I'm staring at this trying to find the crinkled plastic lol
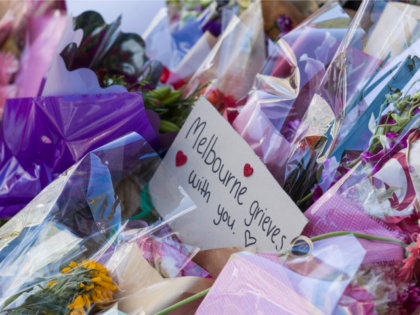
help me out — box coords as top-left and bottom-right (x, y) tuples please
(143, 7), (203, 73)
(301, 126), (420, 262)
(0, 132), (205, 311)
(14, 10), (67, 98)
(302, 165), (406, 265)
(312, 128), (420, 245)
(185, 0), (265, 111)
(284, 0), (420, 205)
(0, 92), (158, 218)
(196, 235), (365, 315)
(232, 2), (351, 187)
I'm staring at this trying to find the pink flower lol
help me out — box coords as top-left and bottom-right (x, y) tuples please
(0, 51), (19, 85)
(397, 234), (420, 282)
(386, 132), (399, 139)
(339, 284), (376, 315)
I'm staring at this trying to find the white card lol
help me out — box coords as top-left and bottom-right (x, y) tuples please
(65, 0), (166, 37)
(151, 97), (308, 251)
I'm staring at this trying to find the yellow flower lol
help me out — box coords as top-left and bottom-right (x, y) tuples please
(61, 267), (72, 274)
(83, 283), (95, 291)
(98, 273), (113, 284)
(92, 287), (105, 304)
(83, 294), (92, 310)
(48, 280), (58, 287)
(69, 261), (77, 268)
(78, 260), (87, 267)
(71, 309), (86, 315)
(91, 277), (102, 284)
(95, 263), (107, 273)
(87, 260), (96, 270)
(98, 281), (117, 291)
(68, 296), (85, 309)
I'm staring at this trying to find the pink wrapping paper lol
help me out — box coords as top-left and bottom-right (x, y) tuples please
(197, 235), (365, 315)
(15, 15), (67, 98)
(303, 193), (405, 265)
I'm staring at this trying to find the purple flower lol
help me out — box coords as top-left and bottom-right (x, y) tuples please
(386, 132), (399, 139)
(380, 115), (396, 125)
(312, 184), (323, 202)
(276, 14), (293, 34)
(361, 150), (385, 164)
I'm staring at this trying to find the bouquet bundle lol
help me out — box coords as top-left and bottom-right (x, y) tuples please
(3, 0), (420, 314)
(232, 1), (351, 184)
(0, 132), (214, 314)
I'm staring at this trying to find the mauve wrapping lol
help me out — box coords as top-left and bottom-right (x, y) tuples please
(0, 92), (158, 218)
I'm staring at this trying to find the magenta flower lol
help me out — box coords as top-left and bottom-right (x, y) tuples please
(311, 184), (323, 202)
(276, 14), (293, 34)
(386, 132), (399, 139)
(360, 150), (385, 164)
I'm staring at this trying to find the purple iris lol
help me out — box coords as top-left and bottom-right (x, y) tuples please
(276, 14), (293, 34)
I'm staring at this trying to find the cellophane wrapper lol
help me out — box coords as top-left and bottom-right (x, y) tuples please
(0, 92), (159, 219)
(185, 0), (265, 112)
(284, 0), (420, 205)
(0, 132), (212, 314)
(232, 2), (351, 186)
(302, 126), (420, 314)
(196, 235), (365, 315)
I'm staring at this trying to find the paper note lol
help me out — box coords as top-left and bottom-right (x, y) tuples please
(151, 97), (308, 252)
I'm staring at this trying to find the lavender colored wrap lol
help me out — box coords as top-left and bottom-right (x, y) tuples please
(0, 92), (158, 218)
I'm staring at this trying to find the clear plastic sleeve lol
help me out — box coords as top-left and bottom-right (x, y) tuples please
(196, 235), (365, 315)
(185, 0), (265, 113)
(232, 2), (351, 187)
(284, 1), (420, 206)
(0, 92), (158, 218)
(0, 132), (205, 313)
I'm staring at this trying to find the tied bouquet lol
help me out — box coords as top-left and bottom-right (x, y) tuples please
(1, 260), (117, 315)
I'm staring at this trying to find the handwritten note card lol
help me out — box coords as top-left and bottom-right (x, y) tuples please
(151, 97), (308, 251)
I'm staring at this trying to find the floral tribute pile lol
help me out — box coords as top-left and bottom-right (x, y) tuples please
(2, 0), (420, 314)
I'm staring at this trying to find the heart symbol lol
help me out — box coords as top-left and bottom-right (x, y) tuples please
(243, 163), (253, 177)
(244, 230), (257, 247)
(175, 150), (187, 167)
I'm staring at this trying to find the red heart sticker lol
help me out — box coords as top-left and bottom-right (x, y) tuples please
(244, 163), (253, 177)
(176, 150), (187, 167)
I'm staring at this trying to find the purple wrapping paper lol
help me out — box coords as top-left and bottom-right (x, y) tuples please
(0, 92), (159, 218)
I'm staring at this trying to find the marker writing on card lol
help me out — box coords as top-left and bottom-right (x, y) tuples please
(244, 200), (287, 249)
(186, 116), (248, 206)
(157, 98), (308, 252)
(213, 204), (235, 231)
(188, 170), (211, 203)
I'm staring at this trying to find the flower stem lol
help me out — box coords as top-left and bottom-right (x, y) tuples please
(345, 156), (361, 168)
(310, 231), (407, 248)
(154, 288), (210, 315)
(297, 192), (314, 206)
